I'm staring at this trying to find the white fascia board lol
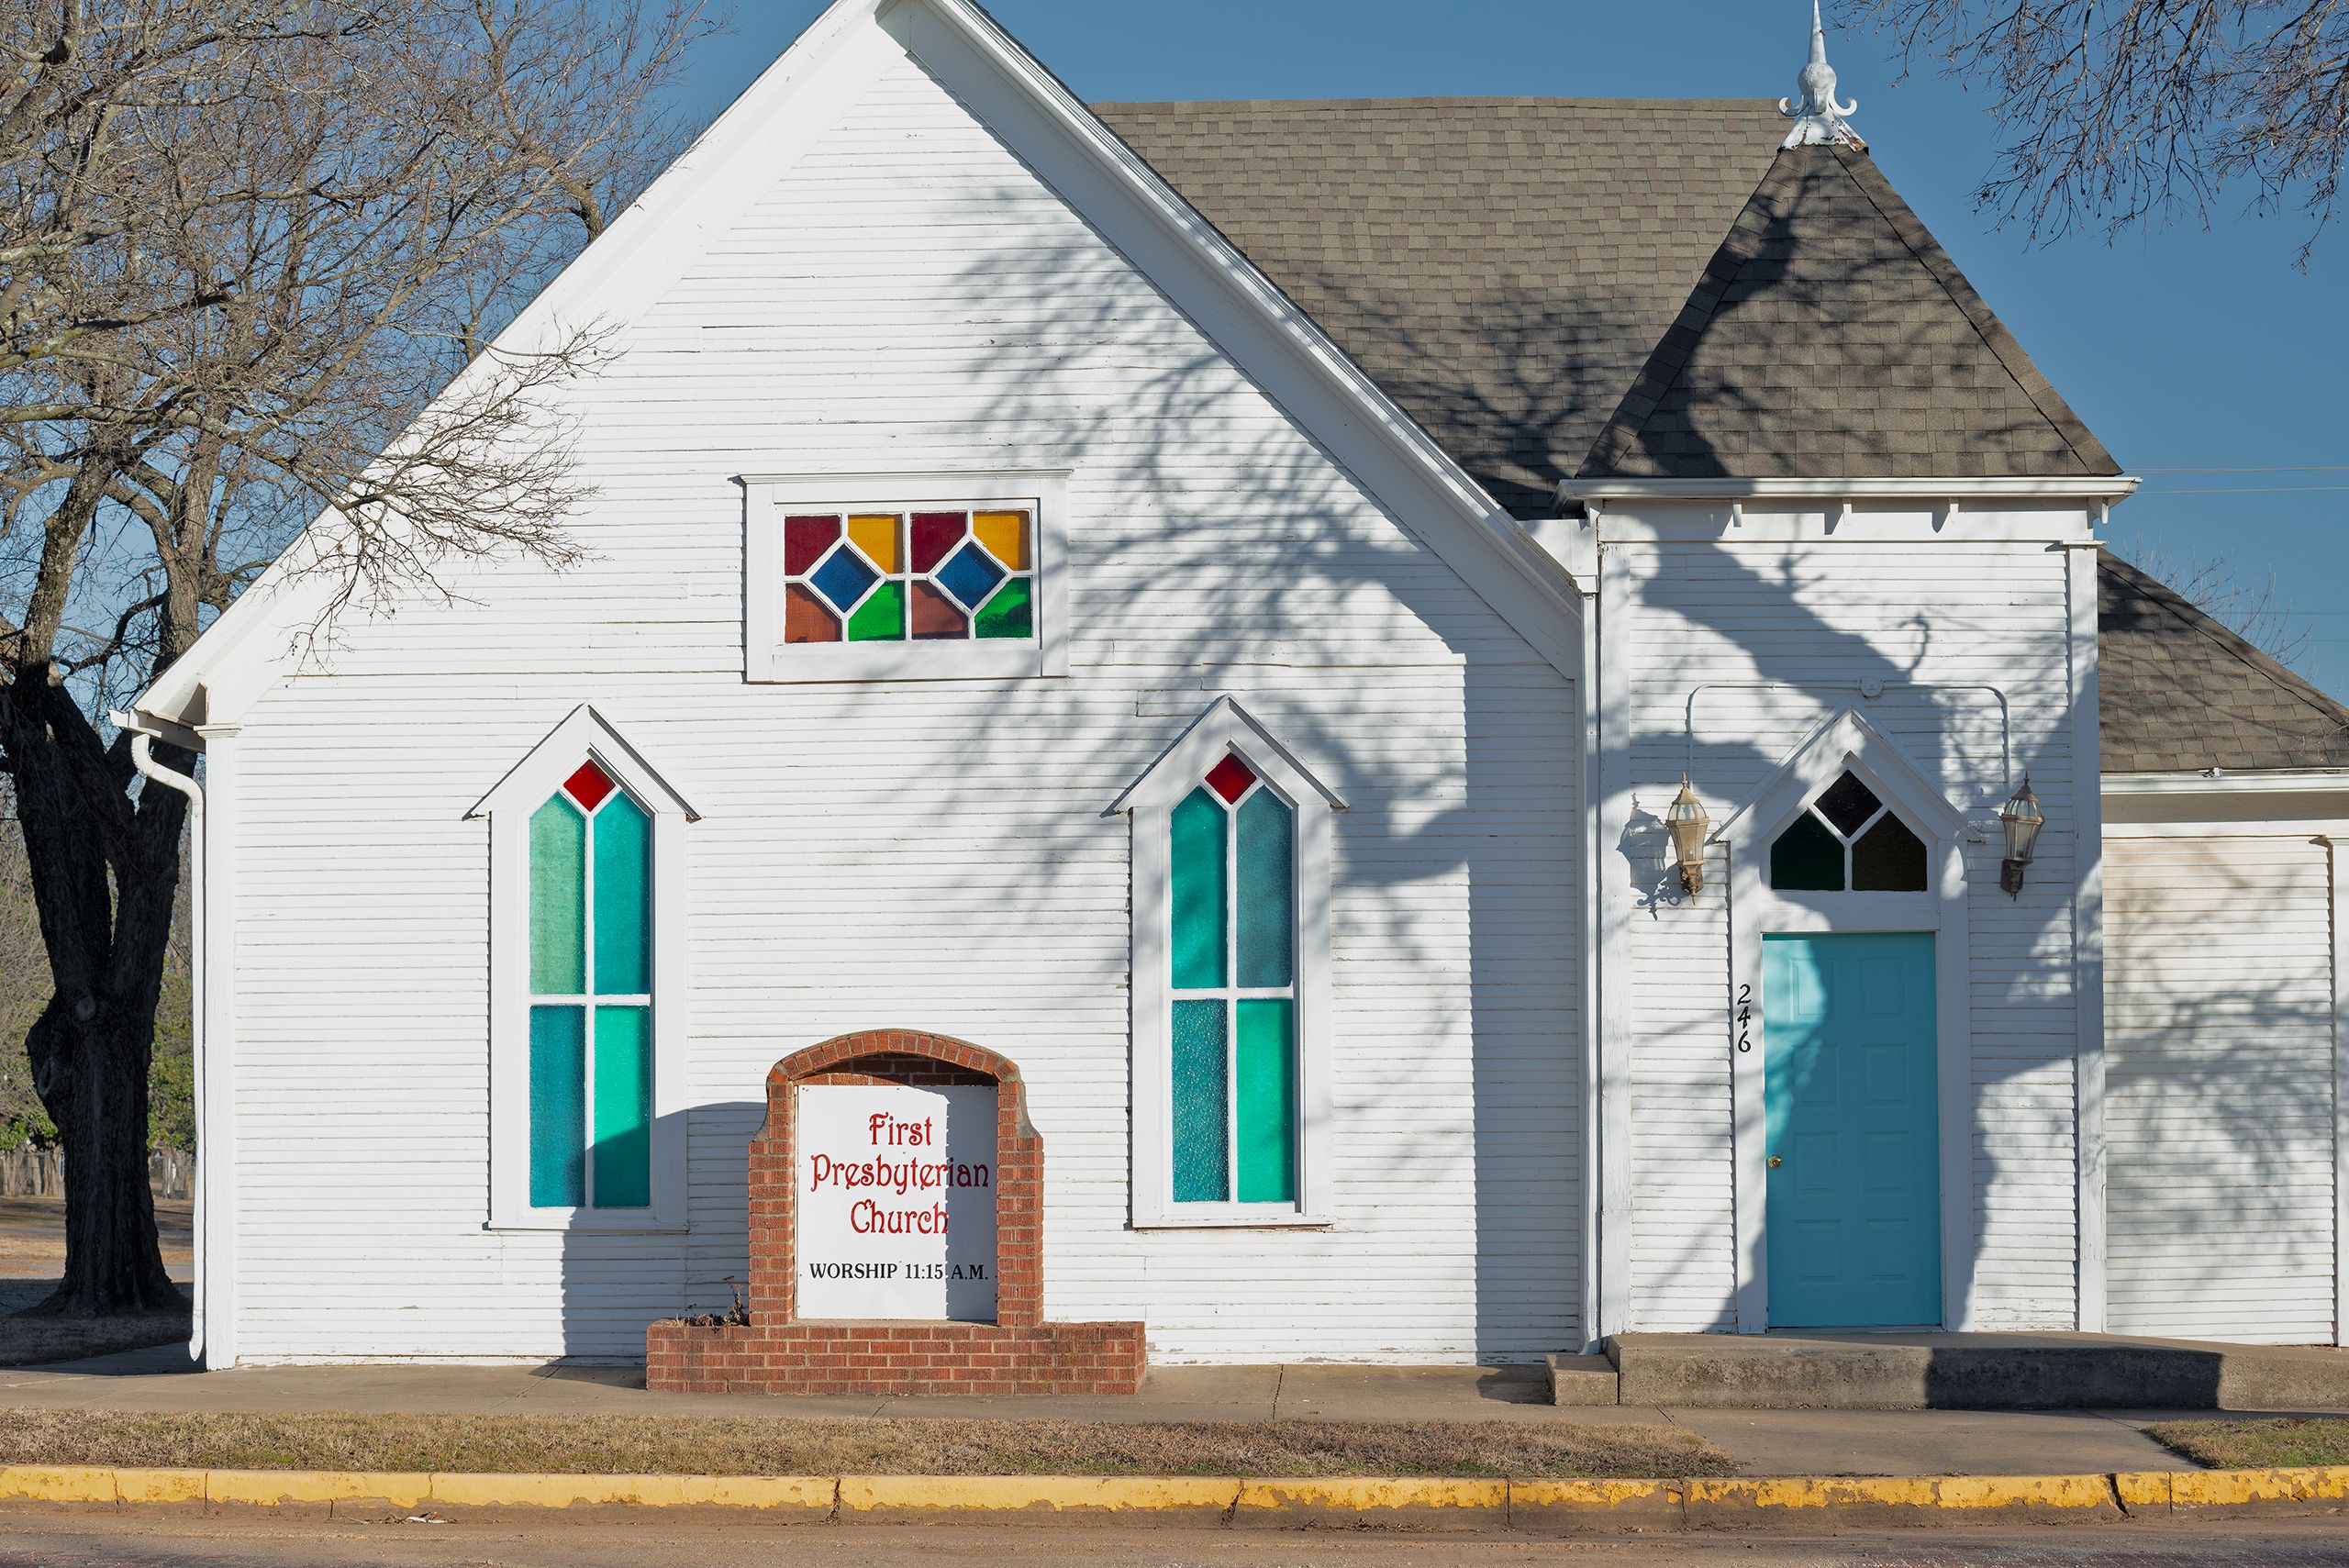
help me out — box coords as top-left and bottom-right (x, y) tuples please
(133, 0), (904, 733)
(1558, 475), (2140, 503)
(893, 0), (1585, 675)
(1108, 695), (1347, 818)
(1711, 706), (1971, 844)
(2103, 769), (2349, 796)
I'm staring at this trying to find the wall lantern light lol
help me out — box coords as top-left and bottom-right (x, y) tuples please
(1666, 775), (1711, 896)
(1998, 776), (2043, 898)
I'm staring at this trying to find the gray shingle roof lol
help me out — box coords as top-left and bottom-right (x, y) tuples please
(2099, 555), (2349, 773)
(1092, 97), (1788, 517)
(1583, 143), (2118, 479)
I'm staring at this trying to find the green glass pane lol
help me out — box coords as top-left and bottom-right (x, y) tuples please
(1769, 810), (1845, 891)
(1234, 791), (1294, 988)
(593, 793), (651, 995)
(592, 1006), (651, 1208)
(1170, 787), (1227, 989)
(974, 576), (1033, 639)
(1235, 999), (1297, 1204)
(1171, 998), (1229, 1203)
(529, 798), (585, 995)
(1853, 812), (1929, 891)
(846, 578), (906, 641)
(528, 1006), (585, 1207)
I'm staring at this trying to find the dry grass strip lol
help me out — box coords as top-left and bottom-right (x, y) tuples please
(2150, 1418), (2349, 1471)
(0, 1408), (1737, 1480)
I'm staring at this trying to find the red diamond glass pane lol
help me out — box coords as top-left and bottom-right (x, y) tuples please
(1205, 754), (1256, 805)
(784, 516), (841, 576)
(563, 760), (616, 812)
(909, 512), (965, 573)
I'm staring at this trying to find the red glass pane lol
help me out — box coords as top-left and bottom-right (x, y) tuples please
(563, 760), (616, 812)
(784, 582), (841, 643)
(1205, 754), (1256, 805)
(908, 580), (968, 640)
(909, 512), (966, 573)
(784, 516), (841, 576)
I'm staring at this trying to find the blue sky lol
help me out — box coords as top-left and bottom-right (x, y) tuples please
(669, 2), (2349, 699)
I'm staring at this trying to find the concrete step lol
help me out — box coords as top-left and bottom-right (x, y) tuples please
(1605, 1331), (2349, 1411)
(1543, 1352), (1620, 1406)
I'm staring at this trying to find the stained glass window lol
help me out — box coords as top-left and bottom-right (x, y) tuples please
(782, 508), (1035, 646)
(1168, 751), (1298, 1205)
(1768, 770), (1930, 893)
(527, 757), (653, 1208)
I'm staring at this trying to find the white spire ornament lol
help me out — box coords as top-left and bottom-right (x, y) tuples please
(1779, 0), (1865, 149)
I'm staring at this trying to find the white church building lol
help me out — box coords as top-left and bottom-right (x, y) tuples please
(126, 0), (2349, 1371)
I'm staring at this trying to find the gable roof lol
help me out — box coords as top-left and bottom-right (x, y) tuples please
(1578, 143), (2115, 481)
(1093, 97), (1789, 517)
(2099, 554), (2349, 773)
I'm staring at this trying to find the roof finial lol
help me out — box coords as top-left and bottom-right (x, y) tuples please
(1779, 0), (1865, 149)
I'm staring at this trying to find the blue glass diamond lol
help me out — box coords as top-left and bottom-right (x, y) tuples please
(933, 541), (1005, 609)
(809, 545), (878, 613)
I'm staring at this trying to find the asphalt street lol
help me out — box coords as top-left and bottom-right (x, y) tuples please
(3, 1515), (2349, 1567)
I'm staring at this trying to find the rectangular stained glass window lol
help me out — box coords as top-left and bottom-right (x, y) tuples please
(529, 800), (584, 995)
(1234, 999), (1297, 1203)
(593, 1006), (651, 1208)
(1171, 999), (1229, 1202)
(1234, 792), (1294, 988)
(1170, 788), (1227, 989)
(529, 1006), (586, 1207)
(779, 506), (1037, 647)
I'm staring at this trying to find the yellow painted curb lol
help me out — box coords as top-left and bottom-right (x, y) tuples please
(0, 1465), (117, 1505)
(2171, 1465), (2349, 1510)
(112, 1468), (206, 1507)
(207, 1470), (432, 1510)
(425, 1472), (832, 1512)
(1234, 1475), (1508, 1523)
(841, 1474), (1238, 1517)
(1685, 1473), (2119, 1521)
(2114, 1471), (2173, 1511)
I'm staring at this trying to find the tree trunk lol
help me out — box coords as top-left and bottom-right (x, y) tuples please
(0, 675), (184, 1318)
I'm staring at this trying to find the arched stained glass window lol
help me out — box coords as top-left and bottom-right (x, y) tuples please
(1768, 770), (1929, 893)
(528, 758), (652, 1208)
(1168, 751), (1298, 1206)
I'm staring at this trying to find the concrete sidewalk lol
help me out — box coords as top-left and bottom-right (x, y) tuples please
(5, 1349), (2339, 1480)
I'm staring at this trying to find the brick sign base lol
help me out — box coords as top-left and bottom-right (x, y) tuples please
(645, 1029), (1144, 1396)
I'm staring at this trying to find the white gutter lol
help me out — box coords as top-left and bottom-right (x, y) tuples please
(1555, 475), (2141, 502)
(2103, 769), (2349, 796)
(112, 711), (206, 1362)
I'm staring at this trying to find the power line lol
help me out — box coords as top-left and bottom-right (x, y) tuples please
(2130, 484), (2349, 496)
(2138, 464), (2349, 473)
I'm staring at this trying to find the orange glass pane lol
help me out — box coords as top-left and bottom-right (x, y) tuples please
(785, 582), (841, 643)
(909, 580), (968, 639)
(563, 760), (616, 811)
(847, 514), (900, 574)
(974, 510), (1029, 571)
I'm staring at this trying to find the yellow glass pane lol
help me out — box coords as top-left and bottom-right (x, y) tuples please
(847, 515), (900, 574)
(974, 511), (1029, 572)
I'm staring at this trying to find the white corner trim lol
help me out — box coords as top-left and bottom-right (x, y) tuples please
(1557, 475), (2141, 502)
(1593, 547), (1636, 1337)
(2067, 541), (2107, 1332)
(482, 706), (695, 1233)
(1117, 696), (1338, 1229)
(1712, 707), (1974, 847)
(2330, 834), (2349, 1348)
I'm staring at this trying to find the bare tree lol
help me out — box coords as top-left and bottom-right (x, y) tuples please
(1865, 1), (2349, 255)
(0, 0), (702, 1318)
(2115, 538), (2312, 666)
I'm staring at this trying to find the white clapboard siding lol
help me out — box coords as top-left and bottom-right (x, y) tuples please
(2104, 836), (2337, 1343)
(222, 52), (1581, 1365)
(1613, 532), (2084, 1330)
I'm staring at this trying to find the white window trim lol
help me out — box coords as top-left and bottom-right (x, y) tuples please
(741, 468), (1071, 683)
(1111, 696), (1343, 1229)
(471, 705), (697, 1233)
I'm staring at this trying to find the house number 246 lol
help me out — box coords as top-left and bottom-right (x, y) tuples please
(1734, 984), (1753, 1053)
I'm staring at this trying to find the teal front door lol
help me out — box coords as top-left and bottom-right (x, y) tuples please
(1763, 932), (1941, 1328)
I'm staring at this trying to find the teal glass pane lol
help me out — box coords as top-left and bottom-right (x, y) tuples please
(1235, 999), (1297, 1204)
(593, 793), (651, 995)
(1234, 791), (1294, 988)
(528, 1006), (585, 1207)
(591, 1006), (651, 1208)
(1770, 810), (1845, 892)
(1171, 999), (1229, 1203)
(1170, 787), (1227, 990)
(529, 798), (584, 995)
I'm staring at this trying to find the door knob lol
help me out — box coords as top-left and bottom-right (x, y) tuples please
(1767, 1155), (1783, 1168)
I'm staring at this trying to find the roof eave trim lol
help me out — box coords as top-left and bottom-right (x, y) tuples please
(1558, 475), (2140, 503)
(2103, 769), (2349, 796)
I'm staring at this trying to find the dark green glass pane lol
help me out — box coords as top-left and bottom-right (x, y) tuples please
(846, 578), (906, 641)
(1234, 791), (1294, 988)
(1170, 787), (1227, 989)
(974, 577), (1033, 639)
(1770, 810), (1845, 891)
(1814, 771), (1883, 835)
(1171, 999), (1229, 1203)
(528, 1006), (585, 1207)
(593, 793), (651, 995)
(529, 798), (585, 995)
(1234, 999), (1297, 1204)
(591, 1006), (651, 1208)
(1853, 812), (1930, 891)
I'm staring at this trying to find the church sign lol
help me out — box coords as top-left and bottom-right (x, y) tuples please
(796, 1083), (997, 1320)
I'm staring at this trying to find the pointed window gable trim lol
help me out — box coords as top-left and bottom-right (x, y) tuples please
(478, 705), (694, 1232)
(1115, 697), (1341, 1228)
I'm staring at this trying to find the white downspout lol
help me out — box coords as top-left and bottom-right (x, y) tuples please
(113, 713), (205, 1362)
